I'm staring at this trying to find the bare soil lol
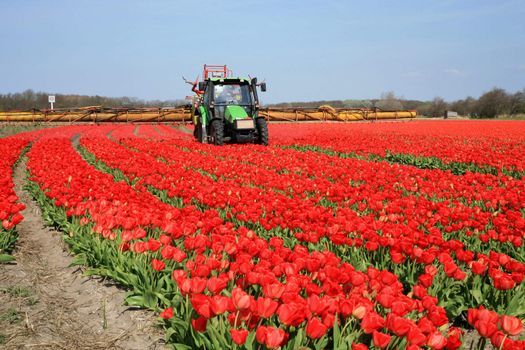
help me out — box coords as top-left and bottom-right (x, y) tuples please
(0, 157), (166, 349)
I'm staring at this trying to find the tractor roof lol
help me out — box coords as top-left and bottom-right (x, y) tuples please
(208, 77), (251, 84)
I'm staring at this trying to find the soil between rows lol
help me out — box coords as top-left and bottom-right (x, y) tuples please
(0, 153), (166, 349)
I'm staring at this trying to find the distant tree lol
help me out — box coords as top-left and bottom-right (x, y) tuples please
(402, 100), (427, 111)
(342, 99), (373, 108)
(475, 88), (511, 118)
(0, 90), (187, 111)
(376, 91), (403, 110)
(416, 102), (433, 117)
(449, 96), (477, 117)
(428, 97), (448, 118)
(508, 89), (525, 115)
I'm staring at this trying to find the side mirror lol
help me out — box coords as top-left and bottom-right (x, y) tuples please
(198, 81), (206, 91)
(260, 83), (267, 92)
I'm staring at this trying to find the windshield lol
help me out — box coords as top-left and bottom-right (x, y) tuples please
(214, 84), (252, 105)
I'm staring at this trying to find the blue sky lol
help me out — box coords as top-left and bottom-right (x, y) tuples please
(1, 0), (524, 103)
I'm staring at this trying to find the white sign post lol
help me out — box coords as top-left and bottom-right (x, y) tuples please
(48, 95), (55, 110)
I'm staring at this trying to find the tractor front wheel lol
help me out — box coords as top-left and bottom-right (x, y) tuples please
(209, 119), (224, 146)
(255, 118), (268, 146)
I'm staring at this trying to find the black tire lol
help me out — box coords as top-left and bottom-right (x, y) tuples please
(255, 118), (269, 146)
(210, 119), (224, 146)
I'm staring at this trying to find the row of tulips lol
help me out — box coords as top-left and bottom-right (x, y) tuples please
(120, 135), (525, 233)
(170, 135), (525, 219)
(0, 124), (103, 258)
(0, 136), (30, 258)
(24, 129), (472, 349)
(269, 121), (525, 177)
(136, 131), (525, 218)
(80, 131), (525, 287)
(69, 126), (521, 344)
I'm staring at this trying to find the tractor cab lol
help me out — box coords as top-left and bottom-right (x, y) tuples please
(185, 65), (268, 146)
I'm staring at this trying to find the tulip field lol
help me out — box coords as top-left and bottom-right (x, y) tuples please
(2, 120), (525, 349)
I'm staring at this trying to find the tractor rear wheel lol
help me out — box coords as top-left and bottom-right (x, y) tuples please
(256, 118), (268, 146)
(210, 119), (224, 146)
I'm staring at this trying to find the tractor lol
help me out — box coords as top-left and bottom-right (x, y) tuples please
(184, 65), (268, 146)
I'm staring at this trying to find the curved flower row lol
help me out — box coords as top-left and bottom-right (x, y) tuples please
(269, 121), (525, 175)
(87, 135), (524, 282)
(0, 136), (30, 253)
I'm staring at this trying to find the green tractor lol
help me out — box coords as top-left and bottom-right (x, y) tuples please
(185, 65), (268, 146)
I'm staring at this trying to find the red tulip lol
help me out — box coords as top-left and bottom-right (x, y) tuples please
(407, 328), (426, 346)
(467, 308), (480, 326)
(160, 307), (173, 319)
(277, 303), (306, 327)
(446, 327), (463, 350)
(2, 219), (14, 230)
(191, 316), (207, 332)
(190, 294), (214, 319)
(427, 331), (447, 349)
(352, 305), (367, 320)
(387, 314), (412, 336)
(471, 261), (487, 275)
(306, 317), (328, 339)
(256, 297), (279, 318)
(151, 258), (165, 271)
(256, 325), (268, 344)
(418, 273), (434, 288)
(172, 247), (187, 262)
(230, 328), (248, 345)
(427, 306), (449, 327)
(265, 326), (287, 349)
(477, 320), (498, 338)
(210, 295), (232, 315)
(361, 312), (385, 334)
(500, 315), (523, 336)
(206, 276), (227, 294)
(351, 344), (369, 350)
(490, 331), (509, 349)
(372, 331), (391, 349)
(232, 287), (251, 310)
(190, 277), (207, 294)
(146, 238), (161, 252)
(493, 274), (516, 290)
(263, 282), (284, 299)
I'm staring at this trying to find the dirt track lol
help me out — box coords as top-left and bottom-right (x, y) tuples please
(0, 155), (165, 350)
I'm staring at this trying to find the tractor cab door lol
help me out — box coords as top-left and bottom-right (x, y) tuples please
(203, 82), (214, 108)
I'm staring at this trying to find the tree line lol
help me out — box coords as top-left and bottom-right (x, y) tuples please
(1, 87), (525, 118)
(269, 87), (525, 118)
(0, 90), (185, 111)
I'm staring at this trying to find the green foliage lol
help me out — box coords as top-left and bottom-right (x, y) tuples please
(0, 254), (16, 263)
(0, 308), (20, 324)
